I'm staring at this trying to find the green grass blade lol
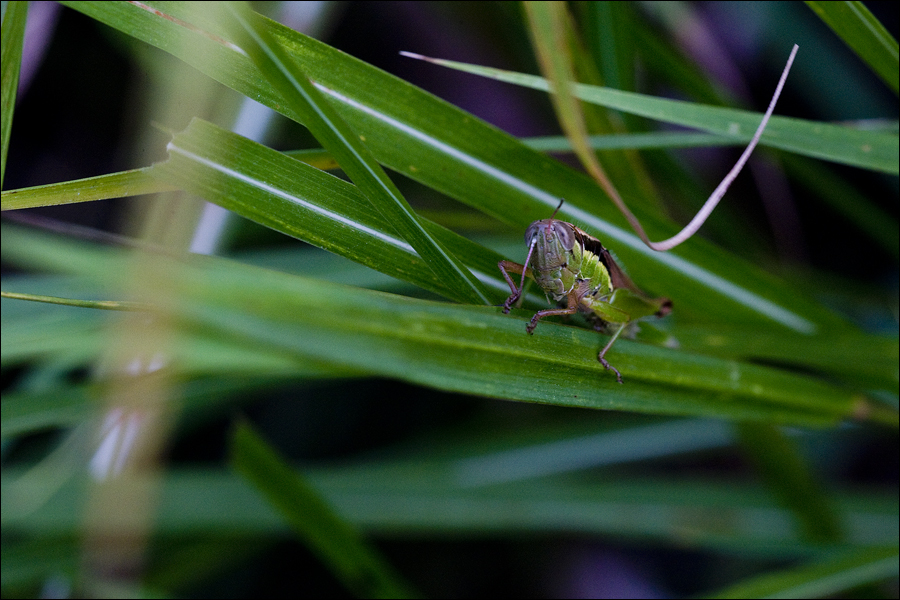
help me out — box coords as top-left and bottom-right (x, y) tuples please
(674, 324), (898, 394)
(0, 168), (176, 210)
(704, 546), (899, 599)
(405, 54), (898, 175)
(735, 423), (843, 544)
(0, 149), (339, 210)
(230, 421), (417, 598)
(1, 224), (871, 426)
(524, 3), (602, 196)
(780, 153), (899, 260)
(523, 132), (743, 151)
(4, 467), (897, 553)
(805, 1), (899, 95)
(1, 0), (29, 189)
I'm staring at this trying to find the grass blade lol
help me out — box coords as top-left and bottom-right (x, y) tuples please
(1, 0), (29, 189)
(403, 53), (897, 174)
(230, 421), (417, 598)
(1, 224), (872, 426)
(805, 1), (899, 95)
(704, 546), (899, 599)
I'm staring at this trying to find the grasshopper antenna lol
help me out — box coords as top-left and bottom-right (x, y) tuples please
(549, 198), (564, 220)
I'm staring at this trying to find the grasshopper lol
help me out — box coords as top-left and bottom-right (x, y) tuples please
(499, 200), (671, 383)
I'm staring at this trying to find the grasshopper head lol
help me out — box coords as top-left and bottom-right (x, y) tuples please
(524, 216), (578, 273)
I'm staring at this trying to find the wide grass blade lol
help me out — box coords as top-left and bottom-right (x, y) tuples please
(0, 224), (874, 427)
(3, 467), (896, 554)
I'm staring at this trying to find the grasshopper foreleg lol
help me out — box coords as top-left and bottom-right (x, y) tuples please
(498, 238), (539, 313)
(498, 260), (528, 313)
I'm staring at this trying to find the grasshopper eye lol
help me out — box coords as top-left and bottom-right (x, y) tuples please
(552, 222), (576, 250)
(524, 222), (541, 244)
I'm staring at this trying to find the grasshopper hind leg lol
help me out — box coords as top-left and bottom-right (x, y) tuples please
(598, 322), (629, 384)
(599, 356), (623, 385)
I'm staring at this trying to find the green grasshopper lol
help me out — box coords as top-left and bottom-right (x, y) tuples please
(499, 200), (671, 383)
